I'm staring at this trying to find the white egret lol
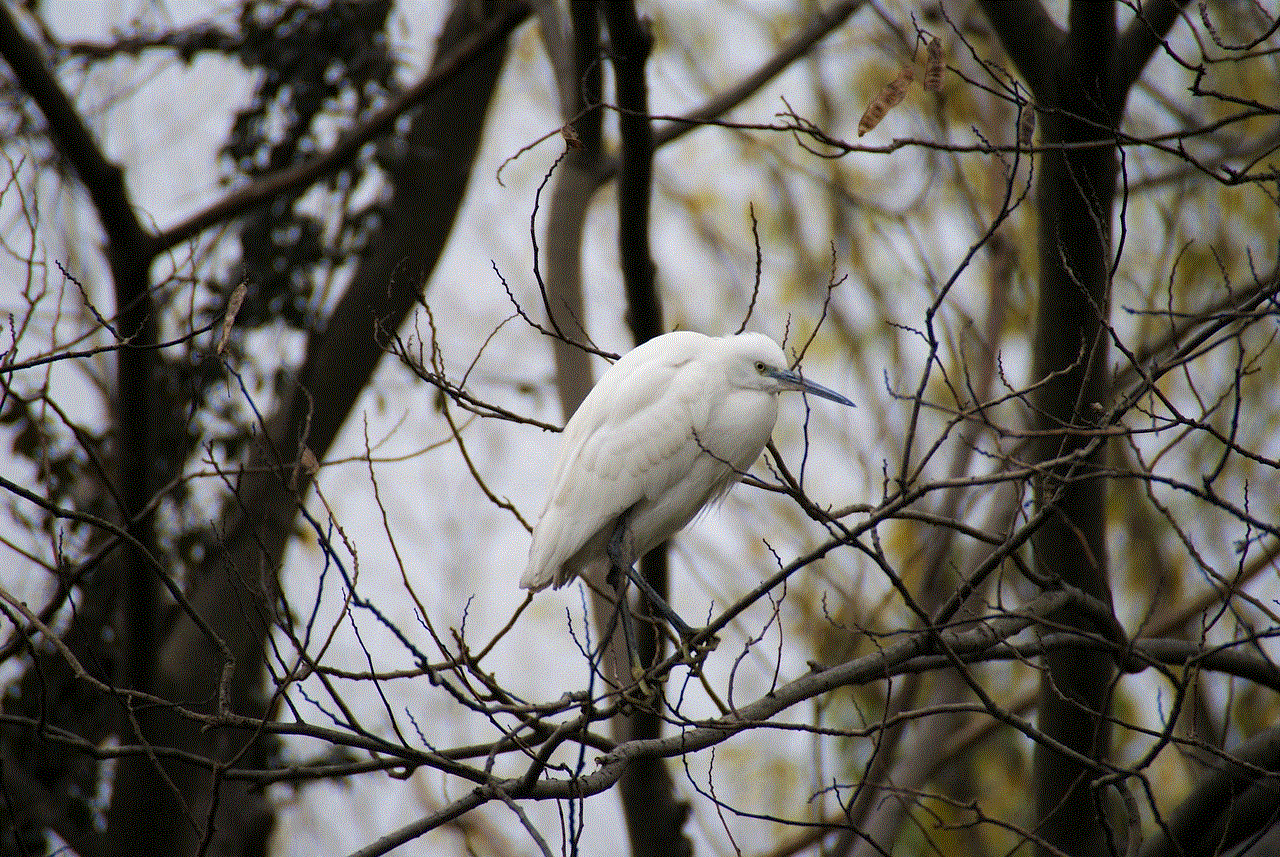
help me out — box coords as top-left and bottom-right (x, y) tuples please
(521, 330), (853, 634)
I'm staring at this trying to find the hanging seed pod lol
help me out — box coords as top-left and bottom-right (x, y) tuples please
(1018, 103), (1036, 149)
(217, 281), (247, 355)
(923, 37), (944, 92)
(859, 65), (914, 136)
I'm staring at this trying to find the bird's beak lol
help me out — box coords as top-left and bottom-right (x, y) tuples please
(769, 368), (855, 407)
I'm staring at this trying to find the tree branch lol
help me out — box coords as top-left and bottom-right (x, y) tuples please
(1138, 724), (1280, 857)
(0, 5), (154, 262)
(99, 3), (524, 854)
(604, 2), (662, 343)
(976, 0), (1064, 100)
(600, 6), (694, 857)
(1115, 0), (1191, 96)
(152, 0), (533, 254)
(610, 0), (870, 178)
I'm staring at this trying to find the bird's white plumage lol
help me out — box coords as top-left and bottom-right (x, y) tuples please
(521, 330), (851, 592)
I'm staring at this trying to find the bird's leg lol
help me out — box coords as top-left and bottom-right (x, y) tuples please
(603, 521), (647, 688)
(604, 566), (643, 688)
(607, 517), (699, 641)
(590, 595), (626, 679)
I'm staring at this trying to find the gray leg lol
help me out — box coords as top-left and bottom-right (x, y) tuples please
(607, 516), (697, 639)
(604, 557), (643, 684)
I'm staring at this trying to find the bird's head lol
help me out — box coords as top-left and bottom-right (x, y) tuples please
(723, 332), (854, 406)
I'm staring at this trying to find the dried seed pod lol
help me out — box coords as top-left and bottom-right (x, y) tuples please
(859, 65), (914, 137)
(293, 446), (320, 491)
(923, 37), (944, 92)
(1018, 103), (1036, 149)
(217, 281), (247, 355)
(561, 124), (584, 149)
(299, 447), (319, 477)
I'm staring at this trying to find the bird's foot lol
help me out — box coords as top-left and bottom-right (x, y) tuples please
(629, 652), (649, 687)
(671, 626), (719, 669)
(622, 676), (656, 709)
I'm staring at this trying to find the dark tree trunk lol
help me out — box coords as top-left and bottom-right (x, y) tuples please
(601, 4), (693, 856)
(978, 2), (1188, 853)
(1024, 8), (1123, 855)
(43, 3), (523, 854)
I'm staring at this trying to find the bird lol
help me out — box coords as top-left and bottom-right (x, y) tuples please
(521, 330), (853, 633)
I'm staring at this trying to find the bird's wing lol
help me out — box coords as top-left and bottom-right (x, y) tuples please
(522, 341), (705, 589)
(535, 333), (697, 500)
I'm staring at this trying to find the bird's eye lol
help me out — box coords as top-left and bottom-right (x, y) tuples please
(755, 361), (766, 373)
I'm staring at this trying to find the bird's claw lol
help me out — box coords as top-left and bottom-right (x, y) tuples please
(672, 627), (719, 668)
(618, 629), (717, 704)
(624, 677), (654, 705)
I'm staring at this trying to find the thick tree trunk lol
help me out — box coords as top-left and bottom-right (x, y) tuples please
(981, 3), (1123, 854)
(100, 4), (521, 854)
(980, 2), (1189, 853)
(1025, 8), (1123, 855)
